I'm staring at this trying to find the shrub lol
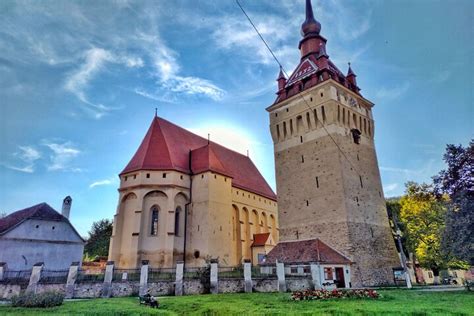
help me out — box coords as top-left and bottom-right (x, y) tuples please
(291, 289), (380, 301)
(11, 291), (64, 308)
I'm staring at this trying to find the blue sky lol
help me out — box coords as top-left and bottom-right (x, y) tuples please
(1, 0), (472, 236)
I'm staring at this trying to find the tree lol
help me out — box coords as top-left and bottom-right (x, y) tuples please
(84, 219), (113, 259)
(434, 140), (474, 265)
(399, 182), (449, 284)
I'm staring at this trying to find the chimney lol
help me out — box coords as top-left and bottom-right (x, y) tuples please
(62, 196), (72, 219)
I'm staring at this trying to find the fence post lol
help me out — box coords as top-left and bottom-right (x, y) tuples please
(210, 258), (218, 294)
(276, 262), (286, 292)
(175, 261), (184, 296)
(244, 259), (252, 293)
(27, 262), (44, 294)
(310, 262), (321, 290)
(139, 260), (149, 296)
(102, 261), (114, 298)
(65, 262), (80, 299)
(0, 262), (6, 281)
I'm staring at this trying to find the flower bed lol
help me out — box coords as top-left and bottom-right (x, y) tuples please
(291, 289), (380, 301)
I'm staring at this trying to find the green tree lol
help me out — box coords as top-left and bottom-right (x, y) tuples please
(84, 219), (113, 259)
(434, 140), (474, 264)
(399, 182), (449, 283)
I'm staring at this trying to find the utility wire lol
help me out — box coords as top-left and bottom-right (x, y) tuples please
(236, 0), (362, 177)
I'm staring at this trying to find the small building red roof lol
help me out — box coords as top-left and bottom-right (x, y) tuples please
(263, 238), (352, 265)
(121, 116), (277, 201)
(0, 203), (84, 241)
(251, 232), (271, 247)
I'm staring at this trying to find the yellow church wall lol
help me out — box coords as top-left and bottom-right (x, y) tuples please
(109, 169), (278, 269)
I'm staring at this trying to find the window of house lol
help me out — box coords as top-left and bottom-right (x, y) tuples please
(303, 266), (311, 274)
(324, 268), (333, 280)
(175, 207), (181, 236)
(428, 272), (433, 278)
(150, 207), (159, 236)
(291, 267), (298, 274)
(258, 253), (266, 264)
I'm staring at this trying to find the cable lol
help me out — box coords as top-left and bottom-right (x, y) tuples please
(235, 0), (362, 177)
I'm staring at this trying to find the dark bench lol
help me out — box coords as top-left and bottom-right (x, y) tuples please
(139, 293), (159, 308)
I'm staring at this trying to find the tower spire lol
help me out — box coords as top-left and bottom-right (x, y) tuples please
(301, 0), (321, 37)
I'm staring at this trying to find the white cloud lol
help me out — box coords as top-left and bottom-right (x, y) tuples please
(4, 146), (42, 173)
(65, 48), (143, 119)
(164, 76), (225, 101)
(89, 177), (116, 188)
(375, 82), (410, 100)
(431, 69), (451, 84)
(42, 141), (82, 172)
(383, 183), (399, 194)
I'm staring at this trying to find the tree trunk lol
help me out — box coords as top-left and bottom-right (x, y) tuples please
(432, 268), (440, 285)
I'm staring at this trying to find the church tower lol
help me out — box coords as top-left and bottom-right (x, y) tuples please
(266, 0), (399, 286)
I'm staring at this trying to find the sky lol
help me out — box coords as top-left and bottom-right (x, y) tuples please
(1, 0), (472, 237)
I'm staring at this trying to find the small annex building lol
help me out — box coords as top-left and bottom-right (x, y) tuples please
(108, 115), (278, 269)
(251, 232), (276, 265)
(0, 197), (85, 270)
(263, 238), (352, 288)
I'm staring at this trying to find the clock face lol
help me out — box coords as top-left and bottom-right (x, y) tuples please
(349, 97), (358, 107)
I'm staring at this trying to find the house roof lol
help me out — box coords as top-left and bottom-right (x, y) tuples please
(0, 203), (85, 241)
(121, 116), (277, 201)
(263, 238), (352, 265)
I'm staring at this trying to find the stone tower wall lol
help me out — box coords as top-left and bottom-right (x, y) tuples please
(268, 80), (400, 286)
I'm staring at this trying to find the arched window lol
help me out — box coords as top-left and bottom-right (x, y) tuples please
(150, 206), (159, 236)
(175, 207), (181, 236)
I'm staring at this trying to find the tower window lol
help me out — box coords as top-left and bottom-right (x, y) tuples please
(316, 177), (319, 188)
(162, 173), (167, 178)
(175, 207), (181, 236)
(306, 200), (309, 206)
(301, 155), (304, 163)
(150, 206), (159, 236)
(146, 173), (150, 178)
(124, 176), (128, 181)
(286, 108), (289, 112)
(300, 136), (303, 143)
(180, 175), (184, 180)
(359, 176), (364, 188)
(351, 129), (362, 144)
(310, 97), (313, 102)
(322, 106), (326, 122)
(133, 175), (136, 179)
(275, 113), (278, 117)
(320, 92), (324, 97)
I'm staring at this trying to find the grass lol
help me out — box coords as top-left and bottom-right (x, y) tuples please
(0, 290), (472, 315)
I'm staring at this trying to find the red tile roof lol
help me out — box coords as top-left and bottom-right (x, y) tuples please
(121, 116), (277, 201)
(263, 238), (352, 265)
(251, 232), (271, 247)
(0, 203), (84, 241)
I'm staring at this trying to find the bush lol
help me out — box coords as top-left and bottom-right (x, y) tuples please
(11, 291), (64, 308)
(291, 289), (380, 301)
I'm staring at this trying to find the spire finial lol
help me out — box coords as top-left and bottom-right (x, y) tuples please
(155, 107), (157, 117)
(347, 62), (355, 76)
(208, 133), (210, 145)
(301, 0), (321, 37)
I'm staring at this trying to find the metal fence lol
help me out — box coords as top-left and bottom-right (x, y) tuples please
(183, 266), (204, 280)
(148, 268), (176, 282)
(218, 266), (244, 279)
(38, 269), (69, 284)
(0, 270), (32, 285)
(76, 269), (105, 283)
(112, 269), (141, 282)
(252, 266), (277, 279)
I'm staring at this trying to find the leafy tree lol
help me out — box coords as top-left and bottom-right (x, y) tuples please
(84, 219), (113, 259)
(434, 140), (474, 265)
(0, 211), (7, 219)
(399, 182), (450, 283)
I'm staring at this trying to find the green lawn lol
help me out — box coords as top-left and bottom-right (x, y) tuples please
(0, 290), (472, 315)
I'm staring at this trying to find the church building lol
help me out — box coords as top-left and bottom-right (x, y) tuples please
(108, 116), (278, 268)
(265, 0), (400, 287)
